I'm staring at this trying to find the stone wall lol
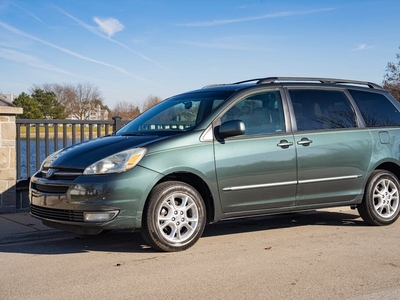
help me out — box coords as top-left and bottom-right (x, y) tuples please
(0, 107), (23, 213)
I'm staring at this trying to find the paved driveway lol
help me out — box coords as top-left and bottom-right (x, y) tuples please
(1, 207), (400, 299)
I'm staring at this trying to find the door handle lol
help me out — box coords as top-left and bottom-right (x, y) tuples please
(277, 140), (294, 149)
(297, 138), (313, 146)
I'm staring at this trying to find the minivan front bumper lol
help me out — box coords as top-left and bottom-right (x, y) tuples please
(29, 165), (162, 234)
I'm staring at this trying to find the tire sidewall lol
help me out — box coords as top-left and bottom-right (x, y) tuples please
(145, 181), (206, 251)
(364, 170), (400, 225)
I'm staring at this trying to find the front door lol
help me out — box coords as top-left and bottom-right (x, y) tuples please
(214, 90), (297, 213)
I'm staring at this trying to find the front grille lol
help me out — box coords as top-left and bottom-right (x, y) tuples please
(40, 168), (84, 181)
(32, 183), (69, 194)
(31, 204), (84, 222)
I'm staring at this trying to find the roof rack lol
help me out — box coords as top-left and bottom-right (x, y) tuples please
(233, 78), (263, 84)
(254, 77), (383, 89)
(204, 77), (383, 90)
(203, 78), (262, 88)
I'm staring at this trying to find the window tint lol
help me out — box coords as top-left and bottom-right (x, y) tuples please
(221, 90), (285, 135)
(349, 90), (400, 127)
(289, 90), (356, 131)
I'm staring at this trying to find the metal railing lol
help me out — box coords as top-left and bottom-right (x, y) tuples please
(16, 117), (128, 180)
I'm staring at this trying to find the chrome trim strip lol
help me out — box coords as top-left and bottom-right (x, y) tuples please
(42, 171), (82, 177)
(54, 172), (83, 176)
(298, 174), (362, 184)
(42, 170), (82, 175)
(223, 181), (297, 191)
(223, 175), (362, 191)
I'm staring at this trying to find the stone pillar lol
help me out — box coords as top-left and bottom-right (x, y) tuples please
(0, 106), (23, 213)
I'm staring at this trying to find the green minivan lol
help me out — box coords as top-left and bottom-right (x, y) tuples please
(30, 77), (400, 251)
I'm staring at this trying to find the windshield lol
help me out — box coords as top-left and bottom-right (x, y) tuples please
(116, 91), (234, 136)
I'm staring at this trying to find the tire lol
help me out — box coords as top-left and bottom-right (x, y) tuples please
(358, 170), (400, 226)
(141, 181), (206, 252)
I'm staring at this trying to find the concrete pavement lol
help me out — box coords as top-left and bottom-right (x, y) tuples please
(3, 206), (400, 300)
(0, 212), (72, 244)
(0, 206), (349, 245)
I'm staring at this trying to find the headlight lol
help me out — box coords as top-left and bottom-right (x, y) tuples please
(83, 148), (147, 175)
(41, 149), (64, 169)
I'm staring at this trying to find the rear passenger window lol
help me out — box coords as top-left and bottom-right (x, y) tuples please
(349, 90), (400, 127)
(289, 90), (357, 131)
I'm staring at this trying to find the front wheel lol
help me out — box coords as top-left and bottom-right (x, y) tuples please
(358, 170), (400, 226)
(141, 181), (206, 252)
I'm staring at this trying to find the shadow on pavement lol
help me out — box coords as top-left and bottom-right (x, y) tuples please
(203, 209), (364, 237)
(0, 209), (364, 255)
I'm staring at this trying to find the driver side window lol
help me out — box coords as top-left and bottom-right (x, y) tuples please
(221, 90), (285, 135)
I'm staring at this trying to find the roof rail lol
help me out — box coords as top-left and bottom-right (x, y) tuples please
(255, 77), (383, 89)
(232, 78), (263, 84)
(202, 79), (261, 88)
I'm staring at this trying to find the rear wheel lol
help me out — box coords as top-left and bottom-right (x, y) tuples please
(358, 170), (400, 226)
(141, 181), (206, 252)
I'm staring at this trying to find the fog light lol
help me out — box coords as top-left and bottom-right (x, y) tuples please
(84, 211), (119, 222)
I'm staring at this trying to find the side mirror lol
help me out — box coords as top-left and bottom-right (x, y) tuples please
(218, 120), (245, 139)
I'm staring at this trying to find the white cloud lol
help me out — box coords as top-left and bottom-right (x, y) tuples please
(0, 21), (140, 78)
(0, 47), (76, 76)
(93, 17), (124, 37)
(182, 35), (266, 51)
(55, 7), (163, 69)
(353, 44), (374, 51)
(176, 8), (335, 27)
(11, 2), (46, 25)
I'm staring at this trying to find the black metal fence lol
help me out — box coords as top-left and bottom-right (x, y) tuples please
(16, 117), (127, 180)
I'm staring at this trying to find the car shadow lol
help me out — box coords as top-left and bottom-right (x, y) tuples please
(0, 209), (364, 255)
(202, 209), (364, 237)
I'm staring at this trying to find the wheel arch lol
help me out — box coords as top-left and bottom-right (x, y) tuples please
(153, 172), (215, 224)
(357, 166), (400, 226)
(375, 162), (400, 181)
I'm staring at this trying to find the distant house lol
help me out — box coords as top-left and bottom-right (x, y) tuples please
(95, 105), (109, 120)
(66, 105), (109, 120)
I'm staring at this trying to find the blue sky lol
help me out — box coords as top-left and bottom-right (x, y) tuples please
(0, 0), (399, 108)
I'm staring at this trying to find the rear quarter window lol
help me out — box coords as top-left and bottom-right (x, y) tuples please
(349, 90), (400, 127)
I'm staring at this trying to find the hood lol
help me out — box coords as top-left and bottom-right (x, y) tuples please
(50, 135), (166, 169)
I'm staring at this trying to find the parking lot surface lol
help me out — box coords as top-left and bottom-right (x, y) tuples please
(1, 207), (400, 299)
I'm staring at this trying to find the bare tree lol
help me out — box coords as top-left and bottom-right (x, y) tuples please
(142, 94), (162, 112)
(34, 82), (108, 119)
(383, 46), (400, 101)
(69, 83), (102, 120)
(35, 83), (73, 105)
(111, 101), (141, 120)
